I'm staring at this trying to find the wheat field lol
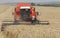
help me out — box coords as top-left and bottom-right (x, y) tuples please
(0, 5), (60, 38)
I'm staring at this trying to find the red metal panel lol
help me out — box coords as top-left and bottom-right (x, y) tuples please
(17, 3), (31, 7)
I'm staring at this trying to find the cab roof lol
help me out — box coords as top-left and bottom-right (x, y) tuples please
(17, 3), (31, 7)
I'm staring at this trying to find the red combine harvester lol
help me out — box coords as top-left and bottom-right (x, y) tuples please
(14, 3), (38, 24)
(1, 3), (49, 31)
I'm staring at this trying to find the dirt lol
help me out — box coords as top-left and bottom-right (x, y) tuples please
(0, 5), (60, 38)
